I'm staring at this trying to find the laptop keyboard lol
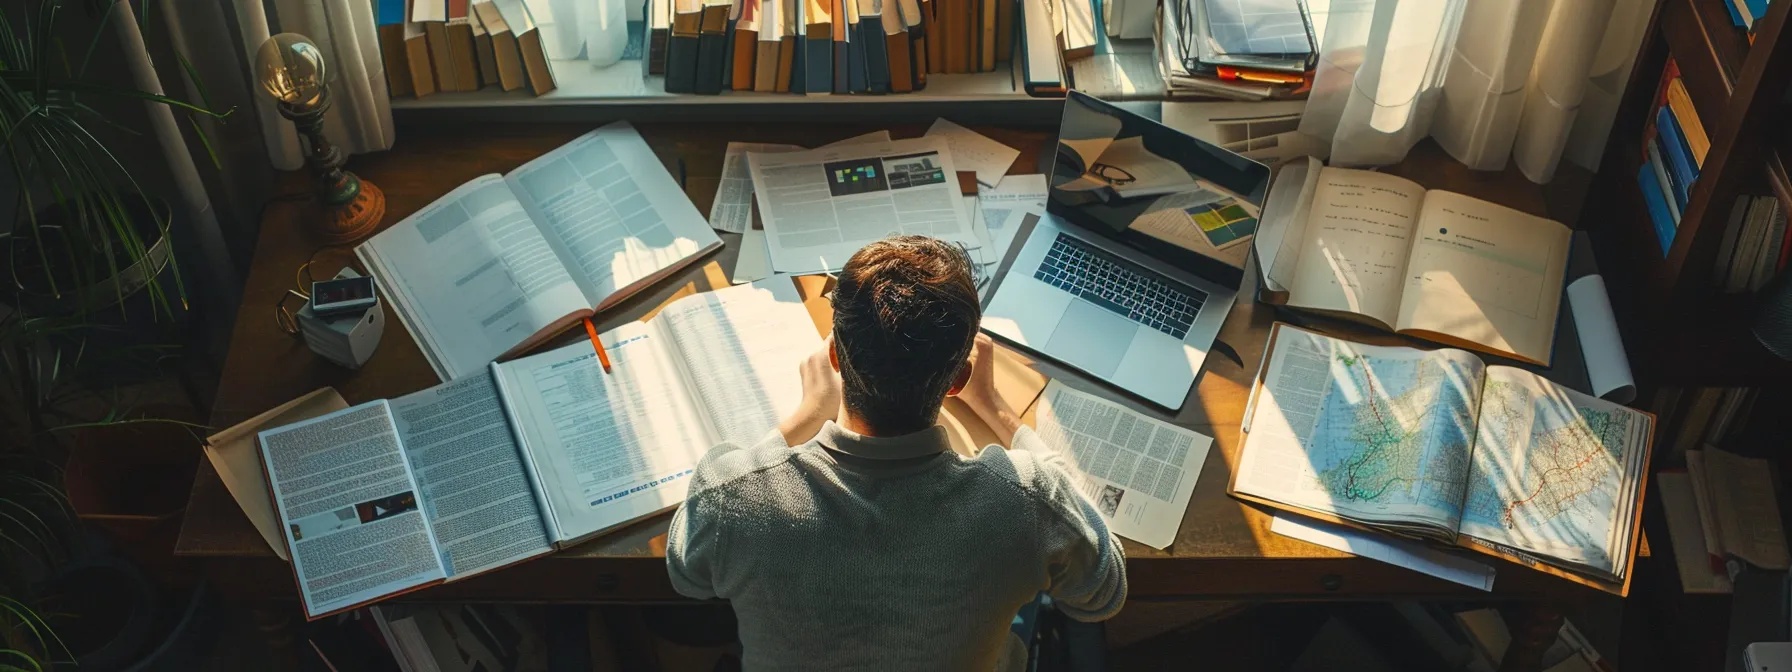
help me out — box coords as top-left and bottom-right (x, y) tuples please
(1034, 234), (1205, 339)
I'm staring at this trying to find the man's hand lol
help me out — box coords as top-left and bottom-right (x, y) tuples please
(955, 333), (1023, 445)
(779, 338), (842, 446)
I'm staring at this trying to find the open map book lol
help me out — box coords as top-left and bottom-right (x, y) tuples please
(1231, 324), (1652, 591)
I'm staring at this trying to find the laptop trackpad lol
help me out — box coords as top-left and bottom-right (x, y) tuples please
(1046, 300), (1136, 377)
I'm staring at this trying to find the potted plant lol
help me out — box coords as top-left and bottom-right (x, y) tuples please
(0, 0), (228, 667)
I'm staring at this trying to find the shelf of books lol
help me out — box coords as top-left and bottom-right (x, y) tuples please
(1587, 0), (1792, 386)
(389, 58), (1033, 107)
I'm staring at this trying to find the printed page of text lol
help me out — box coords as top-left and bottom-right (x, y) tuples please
(507, 122), (721, 305)
(657, 279), (822, 446)
(1286, 167), (1426, 328)
(1032, 382), (1214, 549)
(390, 373), (553, 579)
(358, 175), (589, 381)
(492, 327), (710, 544)
(1397, 190), (1570, 364)
(259, 402), (446, 618)
(750, 135), (979, 274)
(710, 133), (894, 234)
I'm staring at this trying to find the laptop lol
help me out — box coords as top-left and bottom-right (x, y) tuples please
(982, 92), (1270, 409)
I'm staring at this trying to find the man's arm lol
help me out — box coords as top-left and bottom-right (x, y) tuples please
(956, 334), (1024, 445)
(1017, 434), (1128, 621)
(665, 490), (721, 599)
(778, 339), (843, 445)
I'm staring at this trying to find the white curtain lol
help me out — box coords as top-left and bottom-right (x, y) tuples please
(541, 0), (633, 67)
(1298, 0), (1658, 182)
(233, 0), (397, 170)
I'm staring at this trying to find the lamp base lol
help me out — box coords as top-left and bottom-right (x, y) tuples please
(316, 178), (384, 245)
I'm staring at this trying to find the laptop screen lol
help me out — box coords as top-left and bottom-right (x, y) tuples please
(1050, 92), (1271, 290)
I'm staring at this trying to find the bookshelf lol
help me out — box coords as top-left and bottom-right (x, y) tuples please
(1586, 0), (1792, 386)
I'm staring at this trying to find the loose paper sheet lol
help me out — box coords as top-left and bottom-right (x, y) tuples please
(731, 228), (778, 284)
(976, 174), (1048, 272)
(202, 388), (352, 561)
(1271, 514), (1497, 591)
(925, 119), (1022, 188)
(1032, 381), (1213, 549)
(1565, 276), (1634, 403)
(708, 131), (893, 233)
(752, 135), (979, 275)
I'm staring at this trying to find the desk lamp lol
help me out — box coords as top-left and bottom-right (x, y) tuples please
(255, 33), (384, 244)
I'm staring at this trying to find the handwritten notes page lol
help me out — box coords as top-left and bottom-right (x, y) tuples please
(1397, 191), (1571, 365)
(1285, 168), (1425, 328)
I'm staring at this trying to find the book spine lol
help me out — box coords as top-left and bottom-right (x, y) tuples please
(863, 13), (889, 92)
(1647, 141), (1686, 217)
(666, 10), (703, 92)
(1655, 111), (1694, 210)
(380, 24), (415, 97)
(1639, 163), (1677, 258)
(694, 7), (731, 94)
(806, 25), (833, 94)
(834, 0), (852, 92)
(791, 26), (808, 93)
(733, 27), (759, 89)
(847, 15), (868, 91)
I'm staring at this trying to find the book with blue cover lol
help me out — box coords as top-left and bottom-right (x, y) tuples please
(1639, 163), (1678, 257)
(1657, 107), (1699, 194)
(1646, 142), (1686, 217)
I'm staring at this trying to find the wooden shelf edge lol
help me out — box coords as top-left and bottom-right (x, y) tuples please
(1661, 0), (1741, 117)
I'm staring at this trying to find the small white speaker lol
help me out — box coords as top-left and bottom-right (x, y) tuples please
(297, 268), (385, 369)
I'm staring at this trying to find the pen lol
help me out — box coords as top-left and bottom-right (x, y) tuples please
(1216, 67), (1305, 85)
(583, 317), (612, 374)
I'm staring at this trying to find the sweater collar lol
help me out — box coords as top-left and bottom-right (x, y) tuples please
(813, 420), (950, 460)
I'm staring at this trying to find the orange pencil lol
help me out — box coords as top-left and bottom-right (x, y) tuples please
(582, 317), (612, 373)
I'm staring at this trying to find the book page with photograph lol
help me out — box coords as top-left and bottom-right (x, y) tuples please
(505, 122), (723, 312)
(491, 324), (711, 546)
(1284, 167), (1426, 329)
(357, 174), (592, 381)
(1459, 366), (1650, 579)
(749, 135), (978, 274)
(1395, 190), (1571, 365)
(259, 402), (448, 618)
(1234, 325), (1484, 539)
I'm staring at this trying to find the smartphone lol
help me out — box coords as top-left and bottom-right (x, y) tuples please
(310, 276), (378, 317)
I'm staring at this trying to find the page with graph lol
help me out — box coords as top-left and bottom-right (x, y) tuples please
(1282, 167), (1426, 330)
(1394, 190), (1571, 366)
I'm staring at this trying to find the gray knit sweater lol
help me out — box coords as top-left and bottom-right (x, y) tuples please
(665, 420), (1128, 671)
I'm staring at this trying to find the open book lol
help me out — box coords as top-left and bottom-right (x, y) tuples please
(1255, 158), (1572, 365)
(358, 121), (724, 381)
(256, 279), (818, 618)
(1231, 324), (1652, 591)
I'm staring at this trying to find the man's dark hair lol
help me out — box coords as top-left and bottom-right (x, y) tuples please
(832, 236), (981, 436)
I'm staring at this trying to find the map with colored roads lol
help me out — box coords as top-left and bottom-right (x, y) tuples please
(1287, 335), (1477, 518)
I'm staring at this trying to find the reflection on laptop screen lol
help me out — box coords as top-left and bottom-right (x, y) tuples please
(1051, 92), (1271, 290)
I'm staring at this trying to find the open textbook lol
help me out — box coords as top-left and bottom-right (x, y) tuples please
(747, 135), (980, 274)
(1232, 324), (1652, 591)
(358, 122), (724, 381)
(255, 280), (818, 618)
(1031, 381), (1213, 549)
(1255, 158), (1572, 365)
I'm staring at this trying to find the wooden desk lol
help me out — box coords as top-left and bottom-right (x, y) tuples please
(176, 123), (1600, 670)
